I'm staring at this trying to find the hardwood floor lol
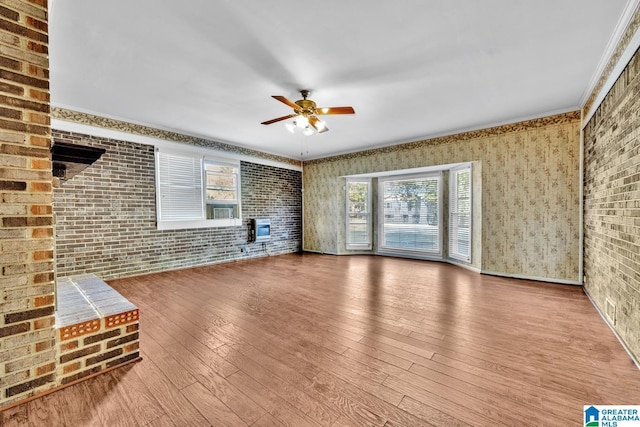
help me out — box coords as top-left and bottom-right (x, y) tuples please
(3, 253), (640, 426)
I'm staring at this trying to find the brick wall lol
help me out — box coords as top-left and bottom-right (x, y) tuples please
(52, 130), (302, 279)
(583, 45), (640, 361)
(0, 0), (56, 406)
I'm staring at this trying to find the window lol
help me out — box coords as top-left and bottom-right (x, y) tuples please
(205, 162), (240, 220)
(156, 149), (241, 230)
(449, 166), (471, 262)
(379, 173), (441, 257)
(346, 179), (371, 250)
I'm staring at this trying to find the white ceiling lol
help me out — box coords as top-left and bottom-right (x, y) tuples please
(49, 1), (632, 160)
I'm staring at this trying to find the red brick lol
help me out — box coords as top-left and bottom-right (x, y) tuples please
(28, 112), (49, 125)
(28, 89), (49, 102)
(33, 294), (53, 307)
(31, 158), (52, 170)
(124, 342), (139, 353)
(29, 181), (51, 192)
(126, 324), (139, 333)
(60, 340), (78, 352)
(32, 227), (53, 238)
(25, 16), (47, 32)
(62, 362), (80, 374)
(27, 41), (48, 54)
(35, 362), (55, 376)
(33, 316), (54, 330)
(35, 339), (54, 352)
(29, 135), (49, 147)
(27, 0), (48, 8)
(30, 204), (52, 215)
(27, 64), (49, 80)
(33, 272), (54, 284)
(33, 250), (53, 261)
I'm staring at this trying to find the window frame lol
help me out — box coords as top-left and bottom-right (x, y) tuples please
(155, 148), (242, 230)
(449, 164), (472, 263)
(377, 172), (443, 259)
(345, 178), (372, 250)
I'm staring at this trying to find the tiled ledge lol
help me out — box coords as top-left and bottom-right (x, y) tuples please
(55, 274), (140, 386)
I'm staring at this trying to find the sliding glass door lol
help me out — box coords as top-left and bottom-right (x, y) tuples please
(378, 173), (442, 257)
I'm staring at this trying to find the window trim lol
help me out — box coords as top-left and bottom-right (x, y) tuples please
(376, 171), (443, 259)
(449, 164), (472, 263)
(346, 178), (372, 250)
(155, 148), (242, 230)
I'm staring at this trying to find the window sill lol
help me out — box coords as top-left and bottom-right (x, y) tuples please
(157, 218), (243, 231)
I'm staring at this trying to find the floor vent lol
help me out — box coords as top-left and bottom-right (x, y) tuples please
(605, 298), (616, 325)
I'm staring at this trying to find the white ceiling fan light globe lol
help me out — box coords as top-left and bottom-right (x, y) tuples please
(285, 122), (296, 133)
(296, 115), (309, 128)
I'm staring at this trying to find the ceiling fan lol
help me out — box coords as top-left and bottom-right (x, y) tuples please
(261, 90), (355, 135)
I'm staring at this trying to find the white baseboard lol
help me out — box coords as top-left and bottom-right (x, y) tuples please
(481, 269), (581, 286)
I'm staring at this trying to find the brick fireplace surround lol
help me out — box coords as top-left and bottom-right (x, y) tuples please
(0, 0), (142, 409)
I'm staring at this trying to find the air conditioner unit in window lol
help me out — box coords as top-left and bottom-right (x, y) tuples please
(213, 208), (233, 219)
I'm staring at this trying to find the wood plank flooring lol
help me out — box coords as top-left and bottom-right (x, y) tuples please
(3, 253), (640, 426)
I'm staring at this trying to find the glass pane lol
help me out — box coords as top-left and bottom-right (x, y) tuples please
(348, 213), (369, 243)
(450, 168), (471, 260)
(205, 163), (238, 203)
(206, 173), (235, 189)
(206, 189), (236, 201)
(381, 177), (439, 252)
(347, 181), (370, 246)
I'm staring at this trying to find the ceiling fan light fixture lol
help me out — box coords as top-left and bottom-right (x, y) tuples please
(261, 90), (355, 136)
(296, 115), (309, 128)
(285, 122), (296, 133)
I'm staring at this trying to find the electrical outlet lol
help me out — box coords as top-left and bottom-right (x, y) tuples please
(605, 298), (616, 325)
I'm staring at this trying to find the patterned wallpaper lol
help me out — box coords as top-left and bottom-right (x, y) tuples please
(303, 112), (581, 282)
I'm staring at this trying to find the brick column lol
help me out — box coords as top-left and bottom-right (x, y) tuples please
(0, 0), (55, 406)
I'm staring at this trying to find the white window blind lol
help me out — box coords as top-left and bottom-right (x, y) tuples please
(346, 179), (371, 250)
(379, 174), (441, 255)
(449, 166), (471, 262)
(156, 151), (204, 222)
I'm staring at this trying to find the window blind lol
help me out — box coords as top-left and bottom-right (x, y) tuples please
(346, 179), (371, 249)
(156, 151), (204, 221)
(449, 167), (471, 262)
(380, 175), (440, 254)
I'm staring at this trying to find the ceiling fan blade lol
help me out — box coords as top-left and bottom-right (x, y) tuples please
(316, 106), (355, 115)
(309, 116), (329, 133)
(272, 95), (301, 111)
(261, 114), (297, 125)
